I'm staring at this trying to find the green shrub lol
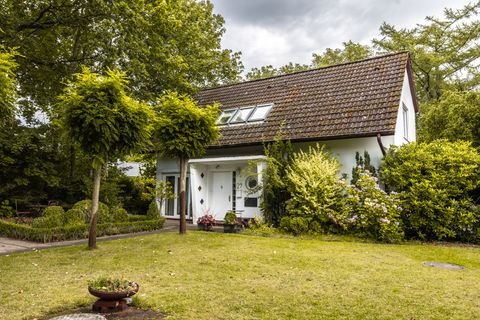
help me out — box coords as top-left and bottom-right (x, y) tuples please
(72, 200), (110, 224)
(0, 218), (165, 243)
(0, 200), (15, 218)
(64, 208), (85, 225)
(110, 207), (129, 222)
(32, 206), (65, 228)
(224, 211), (237, 225)
(381, 140), (480, 241)
(127, 214), (150, 222)
(146, 201), (160, 219)
(285, 145), (346, 233)
(280, 216), (310, 235)
(342, 171), (404, 243)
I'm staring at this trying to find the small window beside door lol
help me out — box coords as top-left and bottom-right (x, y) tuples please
(402, 103), (409, 141)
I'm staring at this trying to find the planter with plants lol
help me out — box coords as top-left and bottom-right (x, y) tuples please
(223, 210), (239, 233)
(88, 277), (139, 300)
(197, 214), (216, 231)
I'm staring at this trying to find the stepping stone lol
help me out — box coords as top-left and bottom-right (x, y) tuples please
(422, 261), (464, 270)
(49, 314), (107, 320)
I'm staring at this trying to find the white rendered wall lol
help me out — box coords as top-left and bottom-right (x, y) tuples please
(297, 136), (395, 178)
(394, 69), (417, 145)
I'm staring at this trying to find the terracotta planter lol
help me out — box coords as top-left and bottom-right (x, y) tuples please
(88, 282), (139, 301)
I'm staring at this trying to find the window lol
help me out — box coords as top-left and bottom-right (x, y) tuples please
(230, 107), (254, 123)
(249, 104), (273, 122)
(217, 103), (274, 125)
(402, 103), (408, 140)
(217, 109), (237, 125)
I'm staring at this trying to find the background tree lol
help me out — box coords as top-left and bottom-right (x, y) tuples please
(374, 2), (480, 103)
(0, 46), (17, 125)
(0, 0), (243, 120)
(246, 63), (310, 81)
(57, 68), (151, 249)
(418, 90), (480, 147)
(312, 41), (373, 67)
(153, 92), (219, 234)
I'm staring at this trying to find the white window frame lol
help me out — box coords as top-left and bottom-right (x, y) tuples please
(248, 103), (273, 122)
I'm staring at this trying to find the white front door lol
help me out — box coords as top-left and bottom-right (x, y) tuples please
(210, 171), (232, 220)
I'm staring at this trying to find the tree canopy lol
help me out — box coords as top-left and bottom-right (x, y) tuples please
(0, 47), (17, 124)
(373, 2), (480, 103)
(312, 41), (373, 68)
(0, 0), (243, 120)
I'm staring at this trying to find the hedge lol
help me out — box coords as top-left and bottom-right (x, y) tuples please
(0, 217), (165, 243)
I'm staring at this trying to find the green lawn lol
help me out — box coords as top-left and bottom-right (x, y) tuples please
(1, 232), (479, 320)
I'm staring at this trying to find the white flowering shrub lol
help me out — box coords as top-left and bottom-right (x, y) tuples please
(342, 170), (404, 242)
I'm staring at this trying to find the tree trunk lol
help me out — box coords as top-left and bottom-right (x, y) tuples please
(179, 156), (188, 234)
(88, 165), (102, 249)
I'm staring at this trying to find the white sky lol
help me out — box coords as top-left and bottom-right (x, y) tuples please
(210, 0), (474, 71)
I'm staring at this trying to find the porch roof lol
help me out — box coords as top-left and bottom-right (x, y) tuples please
(189, 155), (266, 165)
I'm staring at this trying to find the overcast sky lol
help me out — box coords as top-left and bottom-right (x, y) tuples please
(210, 0), (473, 72)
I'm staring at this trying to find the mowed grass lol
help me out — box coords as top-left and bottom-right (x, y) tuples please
(0, 232), (479, 320)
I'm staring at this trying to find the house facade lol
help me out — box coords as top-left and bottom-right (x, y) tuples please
(156, 52), (418, 223)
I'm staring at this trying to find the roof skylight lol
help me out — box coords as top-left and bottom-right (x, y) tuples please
(217, 103), (273, 126)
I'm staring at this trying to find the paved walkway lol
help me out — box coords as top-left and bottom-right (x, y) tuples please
(0, 220), (184, 256)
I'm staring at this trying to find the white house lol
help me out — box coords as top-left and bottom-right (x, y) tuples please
(156, 52), (418, 223)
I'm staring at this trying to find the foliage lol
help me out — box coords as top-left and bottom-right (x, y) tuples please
(88, 277), (137, 292)
(342, 171), (404, 243)
(0, 0), (242, 120)
(57, 68), (152, 167)
(312, 41), (373, 67)
(351, 151), (377, 185)
(64, 208), (84, 225)
(418, 90), (480, 147)
(72, 200), (110, 224)
(246, 63), (310, 80)
(285, 145), (346, 233)
(280, 216), (310, 236)
(224, 211), (237, 225)
(154, 180), (175, 215)
(261, 133), (294, 226)
(243, 216), (279, 236)
(373, 2), (480, 102)
(32, 206), (65, 229)
(0, 200), (15, 218)
(0, 218), (165, 243)
(146, 201), (160, 220)
(153, 91), (220, 159)
(0, 46), (17, 125)
(381, 140), (480, 241)
(197, 214), (216, 227)
(110, 207), (129, 222)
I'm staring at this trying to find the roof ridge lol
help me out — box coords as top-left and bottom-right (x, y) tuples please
(201, 51), (409, 92)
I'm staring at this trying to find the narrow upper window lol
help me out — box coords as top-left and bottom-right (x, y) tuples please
(402, 103), (408, 140)
(217, 109), (237, 125)
(249, 104), (273, 122)
(230, 107), (254, 123)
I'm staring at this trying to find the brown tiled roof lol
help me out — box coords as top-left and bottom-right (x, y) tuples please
(196, 52), (415, 147)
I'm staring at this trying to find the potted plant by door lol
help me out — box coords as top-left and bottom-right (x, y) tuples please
(223, 210), (238, 233)
(197, 213), (216, 231)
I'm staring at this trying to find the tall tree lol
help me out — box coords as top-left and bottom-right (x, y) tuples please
(312, 40), (373, 67)
(153, 92), (219, 234)
(418, 90), (480, 147)
(0, 46), (17, 125)
(57, 68), (151, 249)
(374, 1), (480, 103)
(0, 0), (243, 120)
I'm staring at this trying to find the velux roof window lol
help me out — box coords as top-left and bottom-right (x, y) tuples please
(217, 103), (273, 125)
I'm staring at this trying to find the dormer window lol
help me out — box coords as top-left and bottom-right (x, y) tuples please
(217, 103), (273, 126)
